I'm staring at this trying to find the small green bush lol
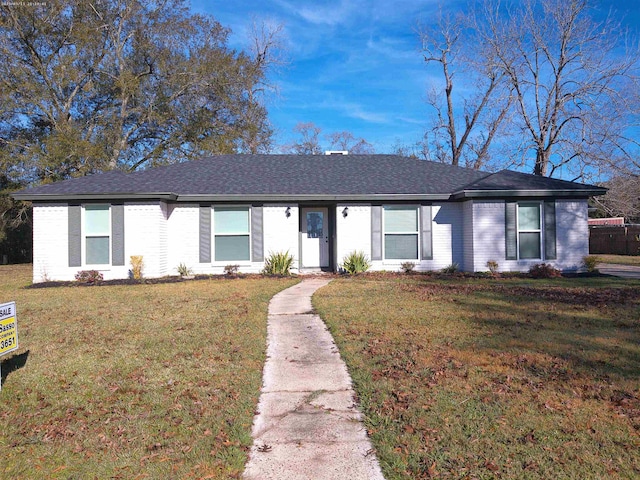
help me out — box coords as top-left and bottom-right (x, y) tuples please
(342, 251), (371, 275)
(441, 263), (459, 274)
(75, 270), (103, 284)
(582, 255), (600, 273)
(263, 251), (295, 276)
(529, 263), (562, 279)
(486, 260), (499, 275)
(400, 261), (416, 273)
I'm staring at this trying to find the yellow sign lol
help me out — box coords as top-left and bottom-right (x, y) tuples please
(0, 302), (18, 356)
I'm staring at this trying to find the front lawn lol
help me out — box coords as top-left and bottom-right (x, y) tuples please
(314, 274), (640, 479)
(0, 264), (297, 479)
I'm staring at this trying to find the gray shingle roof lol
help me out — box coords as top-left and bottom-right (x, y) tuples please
(13, 154), (605, 201)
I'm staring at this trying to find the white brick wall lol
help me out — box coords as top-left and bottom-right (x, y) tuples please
(124, 203), (166, 279)
(336, 204), (371, 268)
(32, 204), (71, 282)
(462, 201), (474, 272)
(263, 204), (299, 273)
(555, 199), (589, 271)
(471, 201), (506, 272)
(430, 203), (463, 270)
(167, 204), (201, 275)
(32, 198), (591, 281)
(469, 199), (589, 272)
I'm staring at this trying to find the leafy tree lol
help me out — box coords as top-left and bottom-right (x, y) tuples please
(0, 175), (31, 263)
(0, 0), (278, 186)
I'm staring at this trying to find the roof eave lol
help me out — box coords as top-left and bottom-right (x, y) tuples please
(11, 192), (178, 202)
(175, 193), (452, 202)
(452, 188), (607, 200)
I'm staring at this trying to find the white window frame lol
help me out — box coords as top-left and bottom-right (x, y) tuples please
(517, 202), (543, 260)
(212, 206), (252, 264)
(82, 204), (111, 267)
(382, 205), (420, 261)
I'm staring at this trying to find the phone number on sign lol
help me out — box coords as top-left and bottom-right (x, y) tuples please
(1, 337), (15, 350)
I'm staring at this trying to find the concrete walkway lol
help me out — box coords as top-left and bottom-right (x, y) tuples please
(243, 278), (385, 480)
(598, 263), (640, 279)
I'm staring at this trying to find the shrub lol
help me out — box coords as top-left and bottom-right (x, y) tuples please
(224, 264), (239, 275)
(582, 255), (600, 273)
(486, 260), (499, 275)
(177, 262), (193, 277)
(130, 255), (144, 279)
(529, 263), (562, 279)
(400, 261), (416, 273)
(263, 251), (295, 276)
(441, 263), (459, 274)
(75, 270), (103, 284)
(342, 251), (371, 275)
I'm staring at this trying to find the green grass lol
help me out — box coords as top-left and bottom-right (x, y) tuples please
(597, 254), (640, 266)
(0, 264), (297, 479)
(314, 274), (640, 480)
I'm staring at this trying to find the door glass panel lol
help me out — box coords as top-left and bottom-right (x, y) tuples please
(307, 212), (323, 238)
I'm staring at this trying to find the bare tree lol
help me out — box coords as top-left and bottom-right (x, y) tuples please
(284, 122), (323, 154)
(592, 174), (640, 222)
(420, 9), (513, 169)
(326, 131), (375, 154)
(474, 0), (639, 178)
(283, 123), (375, 155)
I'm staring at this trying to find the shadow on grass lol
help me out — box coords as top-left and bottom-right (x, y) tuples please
(454, 289), (640, 381)
(1, 350), (29, 383)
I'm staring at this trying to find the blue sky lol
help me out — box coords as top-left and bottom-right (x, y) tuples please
(191, 0), (639, 155)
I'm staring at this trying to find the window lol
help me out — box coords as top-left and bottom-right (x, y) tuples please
(518, 203), (541, 259)
(384, 206), (419, 260)
(214, 207), (250, 261)
(85, 205), (110, 265)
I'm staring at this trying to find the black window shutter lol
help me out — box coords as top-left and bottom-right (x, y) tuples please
(420, 205), (433, 260)
(111, 204), (125, 266)
(251, 206), (264, 262)
(371, 206), (382, 261)
(68, 205), (82, 267)
(544, 200), (557, 260)
(199, 205), (211, 263)
(505, 202), (517, 260)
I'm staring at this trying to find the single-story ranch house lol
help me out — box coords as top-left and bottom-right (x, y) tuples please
(13, 154), (605, 282)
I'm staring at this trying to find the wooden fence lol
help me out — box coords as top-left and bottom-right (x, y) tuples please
(589, 225), (640, 256)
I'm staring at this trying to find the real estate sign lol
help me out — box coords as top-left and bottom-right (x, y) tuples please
(0, 301), (18, 356)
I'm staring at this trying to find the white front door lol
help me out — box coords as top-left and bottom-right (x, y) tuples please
(301, 207), (329, 268)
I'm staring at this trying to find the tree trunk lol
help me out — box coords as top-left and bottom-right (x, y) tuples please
(534, 148), (548, 176)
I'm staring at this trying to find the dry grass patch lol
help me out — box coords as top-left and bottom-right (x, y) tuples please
(314, 275), (640, 479)
(597, 254), (640, 267)
(0, 264), (297, 479)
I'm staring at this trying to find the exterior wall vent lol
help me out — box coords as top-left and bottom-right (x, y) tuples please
(325, 151), (348, 155)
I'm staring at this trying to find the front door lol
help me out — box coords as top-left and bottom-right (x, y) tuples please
(301, 207), (329, 268)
